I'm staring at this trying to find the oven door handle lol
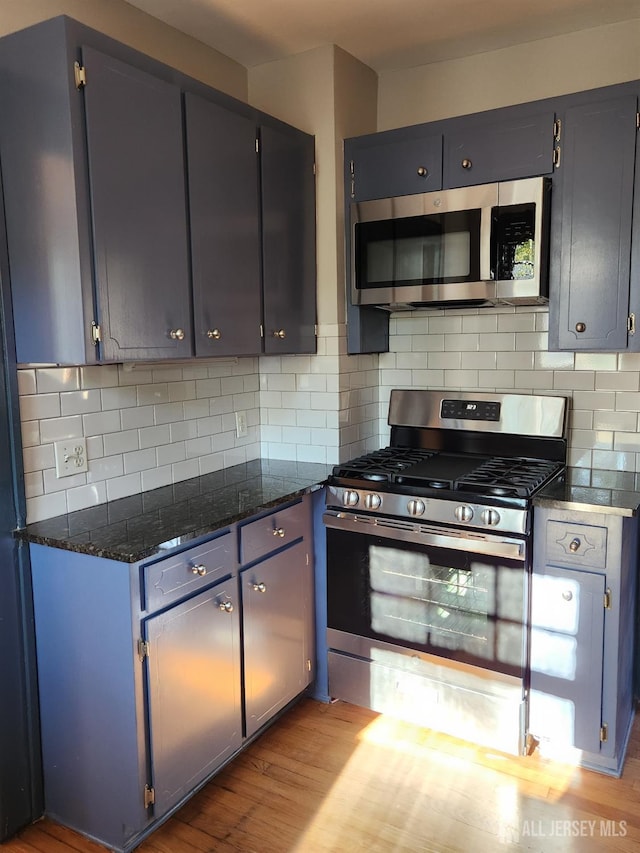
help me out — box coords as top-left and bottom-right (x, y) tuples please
(323, 511), (526, 562)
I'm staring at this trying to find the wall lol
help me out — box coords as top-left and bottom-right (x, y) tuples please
(0, 0), (247, 99)
(378, 19), (640, 129)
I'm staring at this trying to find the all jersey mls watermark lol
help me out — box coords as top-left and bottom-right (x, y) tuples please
(520, 820), (628, 838)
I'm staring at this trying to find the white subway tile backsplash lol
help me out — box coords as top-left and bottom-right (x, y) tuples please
(24, 471), (44, 499)
(80, 365), (119, 389)
(141, 465), (173, 492)
(36, 366), (79, 393)
(123, 448), (157, 475)
(120, 406), (155, 430)
(593, 410), (637, 431)
(137, 384), (170, 406)
(43, 468), (87, 494)
(86, 455), (125, 482)
(154, 402), (186, 425)
(575, 352), (618, 371)
(106, 473), (142, 502)
(67, 483), (108, 513)
(26, 492), (68, 523)
(40, 415), (83, 443)
(103, 430), (139, 456)
(17, 370), (36, 396)
(21, 420), (40, 448)
(60, 389), (102, 416)
(139, 425), (171, 449)
(101, 386), (138, 410)
(595, 371), (640, 392)
(84, 410), (121, 435)
(20, 394), (61, 421)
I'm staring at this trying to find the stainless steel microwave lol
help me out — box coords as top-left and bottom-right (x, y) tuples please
(350, 176), (551, 310)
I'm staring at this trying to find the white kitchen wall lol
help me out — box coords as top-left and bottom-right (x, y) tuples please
(380, 305), (640, 472)
(18, 358), (261, 522)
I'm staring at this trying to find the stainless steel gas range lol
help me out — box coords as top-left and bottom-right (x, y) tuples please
(324, 389), (568, 755)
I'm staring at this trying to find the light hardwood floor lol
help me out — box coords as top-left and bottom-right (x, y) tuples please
(4, 697), (640, 852)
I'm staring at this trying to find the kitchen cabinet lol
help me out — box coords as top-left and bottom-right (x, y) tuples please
(0, 16), (316, 364)
(26, 491), (315, 852)
(345, 128), (443, 202)
(261, 124), (317, 354)
(548, 90), (639, 351)
(529, 507), (637, 775)
(442, 109), (555, 188)
(240, 501), (314, 737)
(185, 93), (263, 357)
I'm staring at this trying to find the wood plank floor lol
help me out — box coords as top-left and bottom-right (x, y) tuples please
(4, 697), (640, 852)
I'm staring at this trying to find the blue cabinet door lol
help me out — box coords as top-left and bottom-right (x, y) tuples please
(443, 110), (555, 188)
(241, 540), (312, 737)
(346, 131), (443, 201)
(185, 93), (263, 357)
(550, 93), (637, 351)
(145, 579), (242, 818)
(82, 46), (192, 361)
(529, 565), (605, 755)
(261, 125), (317, 354)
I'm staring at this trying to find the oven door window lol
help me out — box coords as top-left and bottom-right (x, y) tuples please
(354, 209), (481, 290)
(327, 528), (526, 678)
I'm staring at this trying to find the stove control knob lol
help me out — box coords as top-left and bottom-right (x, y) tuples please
(343, 490), (360, 507)
(407, 499), (426, 516)
(454, 505), (474, 523)
(481, 508), (501, 527)
(364, 493), (381, 510)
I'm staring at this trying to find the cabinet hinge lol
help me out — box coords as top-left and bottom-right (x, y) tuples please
(313, 162), (317, 176)
(553, 146), (561, 169)
(636, 112), (640, 130)
(553, 118), (562, 141)
(255, 137), (259, 154)
(600, 723), (609, 743)
(91, 321), (102, 345)
(260, 324), (264, 338)
(314, 324), (318, 337)
(349, 159), (355, 199)
(138, 638), (150, 660)
(307, 658), (312, 673)
(628, 313), (636, 335)
(74, 61), (87, 89)
(604, 589), (612, 610)
(144, 784), (155, 809)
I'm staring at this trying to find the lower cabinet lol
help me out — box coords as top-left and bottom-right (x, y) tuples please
(529, 506), (637, 775)
(28, 494), (314, 853)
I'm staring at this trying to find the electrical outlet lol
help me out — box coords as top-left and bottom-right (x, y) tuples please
(235, 411), (248, 439)
(54, 438), (88, 477)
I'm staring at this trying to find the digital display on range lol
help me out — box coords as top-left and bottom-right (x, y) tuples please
(441, 399), (501, 421)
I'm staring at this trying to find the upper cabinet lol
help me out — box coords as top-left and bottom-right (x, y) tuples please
(443, 109), (556, 188)
(346, 129), (443, 202)
(83, 47), (192, 361)
(0, 16), (316, 364)
(185, 93), (263, 358)
(548, 89), (639, 352)
(260, 124), (317, 354)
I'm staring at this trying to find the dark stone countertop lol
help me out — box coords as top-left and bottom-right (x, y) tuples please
(17, 459), (331, 564)
(534, 467), (640, 517)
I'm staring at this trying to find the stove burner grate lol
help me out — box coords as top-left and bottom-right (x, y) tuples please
(331, 447), (435, 483)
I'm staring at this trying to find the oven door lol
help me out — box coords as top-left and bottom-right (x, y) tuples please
(324, 511), (529, 679)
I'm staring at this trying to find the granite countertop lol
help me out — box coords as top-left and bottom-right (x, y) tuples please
(534, 467), (640, 517)
(17, 459), (331, 564)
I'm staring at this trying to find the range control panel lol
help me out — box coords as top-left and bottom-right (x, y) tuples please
(441, 399), (501, 422)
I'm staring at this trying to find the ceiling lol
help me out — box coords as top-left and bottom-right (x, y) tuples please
(124, 0), (640, 72)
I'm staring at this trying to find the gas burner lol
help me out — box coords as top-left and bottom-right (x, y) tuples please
(427, 480), (449, 489)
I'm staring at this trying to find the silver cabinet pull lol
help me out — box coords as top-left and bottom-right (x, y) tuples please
(562, 590), (573, 601)
(416, 166), (428, 177)
(273, 329), (286, 339)
(461, 158), (472, 169)
(169, 328), (185, 340)
(575, 322), (586, 333)
(218, 600), (234, 613)
(207, 329), (221, 340)
(569, 538), (581, 552)
(273, 527), (285, 538)
(252, 582), (267, 593)
(191, 564), (207, 576)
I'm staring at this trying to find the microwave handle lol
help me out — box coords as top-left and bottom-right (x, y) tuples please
(480, 205), (493, 281)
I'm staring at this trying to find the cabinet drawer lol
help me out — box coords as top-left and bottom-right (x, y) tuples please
(143, 532), (234, 612)
(240, 500), (307, 565)
(545, 520), (608, 570)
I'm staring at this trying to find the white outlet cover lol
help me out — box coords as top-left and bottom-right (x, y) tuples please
(54, 438), (88, 478)
(235, 411), (248, 438)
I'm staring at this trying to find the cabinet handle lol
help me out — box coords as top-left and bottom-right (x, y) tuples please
(273, 527), (285, 538)
(461, 158), (472, 170)
(218, 600), (234, 613)
(191, 564), (207, 576)
(207, 329), (221, 340)
(562, 590), (573, 601)
(272, 329), (286, 339)
(569, 538), (581, 553)
(416, 166), (428, 177)
(575, 322), (586, 333)
(252, 582), (267, 593)
(169, 328), (185, 341)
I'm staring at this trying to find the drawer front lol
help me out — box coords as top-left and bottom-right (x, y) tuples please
(241, 500), (307, 565)
(143, 532), (235, 612)
(545, 520), (607, 570)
